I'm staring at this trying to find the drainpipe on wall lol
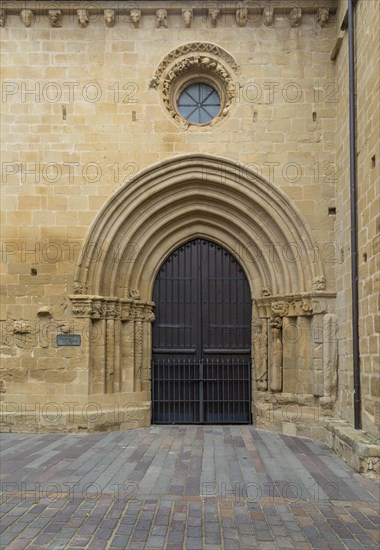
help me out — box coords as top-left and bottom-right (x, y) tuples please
(347, 0), (361, 429)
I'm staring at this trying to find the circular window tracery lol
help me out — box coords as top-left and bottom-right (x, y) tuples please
(150, 43), (239, 129)
(177, 83), (221, 124)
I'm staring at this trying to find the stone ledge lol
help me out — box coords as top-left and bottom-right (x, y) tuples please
(0, 402), (152, 433)
(323, 419), (380, 476)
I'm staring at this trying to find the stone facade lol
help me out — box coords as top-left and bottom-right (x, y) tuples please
(0, 1), (379, 471)
(334, 0), (380, 440)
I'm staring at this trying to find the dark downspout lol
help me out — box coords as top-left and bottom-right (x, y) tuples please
(347, 0), (361, 429)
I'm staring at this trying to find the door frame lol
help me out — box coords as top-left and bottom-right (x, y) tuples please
(151, 238), (252, 424)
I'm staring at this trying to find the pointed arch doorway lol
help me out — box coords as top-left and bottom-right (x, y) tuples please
(152, 239), (252, 424)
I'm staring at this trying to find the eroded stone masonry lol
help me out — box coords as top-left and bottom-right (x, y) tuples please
(0, 1), (379, 474)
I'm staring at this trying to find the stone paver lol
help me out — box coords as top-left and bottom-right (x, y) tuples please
(0, 426), (379, 549)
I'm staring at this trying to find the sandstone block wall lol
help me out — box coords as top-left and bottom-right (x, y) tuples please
(335, 0), (380, 438)
(0, 0), (378, 443)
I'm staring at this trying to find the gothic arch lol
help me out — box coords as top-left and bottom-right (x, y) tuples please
(69, 155), (335, 419)
(73, 154), (324, 301)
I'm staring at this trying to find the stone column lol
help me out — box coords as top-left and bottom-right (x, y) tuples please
(312, 314), (324, 397)
(90, 319), (106, 394)
(105, 318), (115, 394)
(113, 319), (121, 393)
(141, 305), (155, 392)
(253, 318), (268, 390)
(133, 304), (144, 392)
(322, 313), (338, 401)
(270, 316), (283, 392)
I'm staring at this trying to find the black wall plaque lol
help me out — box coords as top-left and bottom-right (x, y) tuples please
(57, 334), (81, 346)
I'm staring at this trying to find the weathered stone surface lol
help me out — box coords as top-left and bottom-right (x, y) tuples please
(0, 1), (378, 466)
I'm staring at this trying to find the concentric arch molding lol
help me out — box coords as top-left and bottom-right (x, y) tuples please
(72, 154), (327, 301)
(149, 42), (239, 127)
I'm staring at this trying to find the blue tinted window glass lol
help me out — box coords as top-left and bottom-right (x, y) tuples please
(178, 83), (221, 123)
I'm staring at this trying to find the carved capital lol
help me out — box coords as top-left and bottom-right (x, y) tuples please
(144, 307), (155, 323)
(71, 297), (93, 317)
(70, 294), (150, 321)
(289, 299), (313, 316)
(270, 316), (282, 329)
(271, 301), (289, 317)
(120, 300), (132, 321)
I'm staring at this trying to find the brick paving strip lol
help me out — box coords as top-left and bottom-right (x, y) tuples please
(0, 426), (379, 549)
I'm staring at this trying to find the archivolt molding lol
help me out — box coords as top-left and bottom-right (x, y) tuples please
(150, 42), (239, 84)
(73, 154), (325, 304)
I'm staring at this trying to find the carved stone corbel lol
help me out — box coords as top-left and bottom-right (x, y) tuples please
(0, 9), (6, 27)
(73, 281), (88, 295)
(156, 9), (167, 28)
(129, 288), (140, 299)
(104, 9), (116, 27)
(20, 9), (33, 27)
(312, 276), (326, 291)
(77, 9), (89, 28)
(182, 9), (192, 28)
(209, 7), (220, 27)
(317, 8), (329, 27)
(263, 7), (273, 26)
(236, 4), (248, 27)
(48, 9), (62, 28)
(130, 9), (141, 27)
(289, 7), (302, 28)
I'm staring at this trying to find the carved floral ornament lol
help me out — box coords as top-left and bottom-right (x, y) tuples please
(150, 43), (239, 128)
(69, 295), (155, 322)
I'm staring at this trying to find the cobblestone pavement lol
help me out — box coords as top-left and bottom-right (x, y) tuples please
(0, 426), (379, 549)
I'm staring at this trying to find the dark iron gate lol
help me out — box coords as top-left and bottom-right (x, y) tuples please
(152, 239), (251, 424)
